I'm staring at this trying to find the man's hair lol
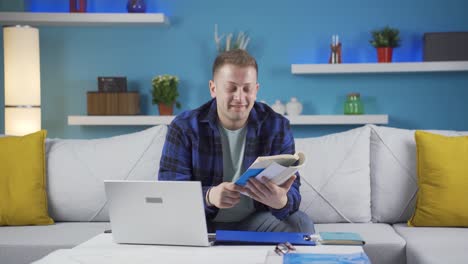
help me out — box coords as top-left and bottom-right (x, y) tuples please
(212, 49), (258, 78)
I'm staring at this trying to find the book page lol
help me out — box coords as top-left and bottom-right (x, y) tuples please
(255, 152), (301, 167)
(255, 164), (299, 185)
(249, 152), (305, 169)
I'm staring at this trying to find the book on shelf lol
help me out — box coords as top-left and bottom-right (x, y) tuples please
(235, 152), (306, 186)
(318, 232), (365, 245)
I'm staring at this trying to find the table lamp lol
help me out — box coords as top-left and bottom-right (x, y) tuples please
(3, 25), (41, 136)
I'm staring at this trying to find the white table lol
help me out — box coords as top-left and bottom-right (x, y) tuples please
(33, 234), (365, 264)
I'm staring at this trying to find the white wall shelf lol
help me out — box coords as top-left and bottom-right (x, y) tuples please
(0, 12), (169, 26)
(68, 116), (174, 126)
(286, 115), (388, 125)
(291, 61), (468, 74)
(68, 115), (388, 126)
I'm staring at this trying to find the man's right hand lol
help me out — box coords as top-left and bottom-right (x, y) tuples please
(208, 182), (243, 208)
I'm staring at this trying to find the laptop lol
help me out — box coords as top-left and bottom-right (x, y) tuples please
(104, 180), (211, 246)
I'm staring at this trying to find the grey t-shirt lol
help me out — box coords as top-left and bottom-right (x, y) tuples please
(213, 124), (255, 222)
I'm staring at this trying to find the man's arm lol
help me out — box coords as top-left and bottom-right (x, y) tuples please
(158, 123), (219, 219)
(269, 121), (301, 220)
(244, 120), (301, 221)
(268, 173), (301, 220)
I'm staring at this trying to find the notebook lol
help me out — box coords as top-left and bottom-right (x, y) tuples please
(264, 245), (370, 264)
(318, 232), (365, 245)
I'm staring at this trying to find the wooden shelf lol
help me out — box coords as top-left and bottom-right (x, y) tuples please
(0, 12), (169, 26)
(291, 61), (468, 74)
(68, 115), (389, 126)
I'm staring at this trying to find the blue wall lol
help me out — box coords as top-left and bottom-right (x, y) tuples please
(1, 0), (468, 138)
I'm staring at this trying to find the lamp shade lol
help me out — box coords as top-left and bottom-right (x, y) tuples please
(3, 25), (41, 136)
(5, 108), (41, 136)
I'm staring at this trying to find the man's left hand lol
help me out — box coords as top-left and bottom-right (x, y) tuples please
(243, 175), (296, 209)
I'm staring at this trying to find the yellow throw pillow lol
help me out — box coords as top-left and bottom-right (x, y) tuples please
(0, 130), (54, 226)
(408, 131), (468, 227)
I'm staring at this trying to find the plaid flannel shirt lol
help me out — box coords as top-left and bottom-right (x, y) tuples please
(158, 99), (302, 221)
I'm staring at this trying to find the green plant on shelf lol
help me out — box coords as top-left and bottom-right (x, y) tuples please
(370, 26), (401, 48)
(151, 74), (181, 108)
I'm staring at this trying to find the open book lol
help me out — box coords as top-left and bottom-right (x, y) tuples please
(235, 152), (306, 186)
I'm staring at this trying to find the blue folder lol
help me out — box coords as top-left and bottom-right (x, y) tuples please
(215, 230), (316, 245)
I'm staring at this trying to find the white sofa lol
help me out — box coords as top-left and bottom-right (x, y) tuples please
(1, 124), (467, 264)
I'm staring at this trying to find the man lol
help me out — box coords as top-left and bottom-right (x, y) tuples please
(158, 49), (314, 233)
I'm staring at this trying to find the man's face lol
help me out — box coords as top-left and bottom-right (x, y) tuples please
(209, 64), (259, 130)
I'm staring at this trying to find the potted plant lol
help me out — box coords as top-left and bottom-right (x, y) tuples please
(214, 24), (250, 53)
(370, 26), (401, 63)
(151, 74), (181, 115)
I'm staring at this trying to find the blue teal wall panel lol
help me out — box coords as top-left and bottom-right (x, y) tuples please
(0, 1), (24, 12)
(1, 0), (468, 138)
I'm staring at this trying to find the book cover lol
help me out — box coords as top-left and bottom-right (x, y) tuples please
(235, 152), (306, 186)
(319, 232), (365, 245)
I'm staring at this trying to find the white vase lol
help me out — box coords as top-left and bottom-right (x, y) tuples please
(271, 100), (286, 115)
(286, 97), (303, 116)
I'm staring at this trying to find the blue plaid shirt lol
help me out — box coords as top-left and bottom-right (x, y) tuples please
(158, 99), (302, 221)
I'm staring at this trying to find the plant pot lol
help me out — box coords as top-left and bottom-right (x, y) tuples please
(377, 47), (393, 63)
(158, 103), (173, 115)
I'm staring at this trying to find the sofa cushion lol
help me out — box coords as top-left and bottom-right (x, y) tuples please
(369, 125), (468, 223)
(296, 125), (371, 223)
(393, 223), (468, 264)
(46, 125), (167, 222)
(0, 130), (54, 226)
(0, 222), (109, 264)
(409, 131), (468, 227)
(315, 223), (406, 264)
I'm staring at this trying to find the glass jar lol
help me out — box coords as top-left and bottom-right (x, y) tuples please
(344, 93), (364, 115)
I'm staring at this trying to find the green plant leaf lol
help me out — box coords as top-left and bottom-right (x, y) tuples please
(151, 74), (181, 108)
(369, 26), (401, 48)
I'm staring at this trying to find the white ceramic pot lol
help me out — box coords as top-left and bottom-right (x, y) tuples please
(271, 100), (286, 115)
(286, 97), (303, 116)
